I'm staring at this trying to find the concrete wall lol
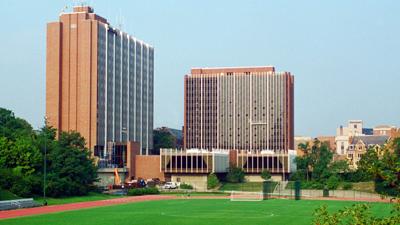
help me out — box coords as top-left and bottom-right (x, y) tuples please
(245, 174), (283, 182)
(171, 174), (208, 191)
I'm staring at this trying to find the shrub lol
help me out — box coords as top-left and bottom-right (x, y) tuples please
(261, 170), (271, 181)
(313, 202), (400, 225)
(207, 173), (219, 189)
(127, 187), (159, 196)
(226, 165), (245, 183)
(341, 170), (373, 182)
(342, 182), (353, 190)
(326, 175), (340, 190)
(180, 183), (193, 190)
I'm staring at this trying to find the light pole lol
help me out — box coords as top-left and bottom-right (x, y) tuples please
(43, 118), (48, 206)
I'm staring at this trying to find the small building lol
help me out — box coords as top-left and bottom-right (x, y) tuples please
(373, 125), (397, 136)
(347, 135), (389, 169)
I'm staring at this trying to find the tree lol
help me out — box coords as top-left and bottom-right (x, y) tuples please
(207, 173), (219, 189)
(46, 131), (98, 197)
(297, 142), (312, 181)
(153, 129), (177, 154)
(357, 138), (400, 197)
(329, 160), (349, 174)
(261, 169), (272, 181)
(226, 165), (245, 183)
(313, 202), (400, 225)
(0, 107), (33, 140)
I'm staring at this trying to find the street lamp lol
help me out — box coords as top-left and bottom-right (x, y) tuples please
(43, 117), (48, 206)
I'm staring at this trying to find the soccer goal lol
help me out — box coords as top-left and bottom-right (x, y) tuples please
(230, 191), (264, 201)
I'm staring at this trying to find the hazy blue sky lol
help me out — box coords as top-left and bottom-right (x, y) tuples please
(0, 0), (399, 137)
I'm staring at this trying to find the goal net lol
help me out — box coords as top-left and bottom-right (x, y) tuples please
(230, 191), (264, 201)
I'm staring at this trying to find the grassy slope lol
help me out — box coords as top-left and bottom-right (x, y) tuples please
(33, 192), (123, 205)
(352, 182), (375, 193)
(0, 199), (392, 225)
(219, 182), (263, 192)
(0, 189), (20, 201)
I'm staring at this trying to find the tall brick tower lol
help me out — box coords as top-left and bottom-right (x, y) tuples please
(184, 66), (294, 152)
(46, 6), (154, 155)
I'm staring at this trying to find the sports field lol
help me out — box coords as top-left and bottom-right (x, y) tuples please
(0, 199), (392, 225)
(0, 199), (391, 225)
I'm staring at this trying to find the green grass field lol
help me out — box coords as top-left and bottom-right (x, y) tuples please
(33, 192), (123, 205)
(0, 199), (392, 225)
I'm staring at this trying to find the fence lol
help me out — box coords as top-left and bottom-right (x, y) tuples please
(261, 181), (387, 202)
(0, 198), (41, 211)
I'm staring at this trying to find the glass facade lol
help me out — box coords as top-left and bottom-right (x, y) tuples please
(97, 24), (154, 155)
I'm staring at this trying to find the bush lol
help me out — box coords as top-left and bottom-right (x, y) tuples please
(226, 165), (245, 183)
(342, 182), (353, 190)
(207, 173), (219, 189)
(375, 177), (399, 197)
(127, 187), (160, 196)
(341, 170), (373, 182)
(287, 181), (325, 190)
(261, 170), (271, 181)
(326, 175), (340, 190)
(179, 183), (193, 190)
(314, 202), (400, 225)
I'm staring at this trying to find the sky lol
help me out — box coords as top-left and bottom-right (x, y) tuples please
(0, 0), (399, 137)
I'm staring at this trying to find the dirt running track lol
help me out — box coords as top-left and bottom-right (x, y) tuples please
(0, 195), (178, 220)
(0, 195), (391, 220)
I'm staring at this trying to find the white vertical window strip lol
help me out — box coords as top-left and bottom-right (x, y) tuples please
(216, 74), (219, 149)
(103, 25), (108, 156)
(233, 74), (235, 150)
(112, 33), (116, 142)
(120, 32), (123, 142)
(249, 73), (252, 153)
(267, 74), (270, 150)
(127, 36), (130, 141)
(146, 46), (150, 155)
(200, 73), (203, 149)
(132, 39), (136, 141)
(139, 42), (143, 154)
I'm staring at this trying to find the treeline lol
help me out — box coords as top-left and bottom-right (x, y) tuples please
(0, 108), (97, 198)
(292, 138), (400, 196)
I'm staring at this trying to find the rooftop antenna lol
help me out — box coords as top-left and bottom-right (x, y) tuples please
(60, 5), (68, 14)
(116, 9), (123, 30)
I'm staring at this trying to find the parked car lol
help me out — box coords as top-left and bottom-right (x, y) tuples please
(162, 182), (178, 189)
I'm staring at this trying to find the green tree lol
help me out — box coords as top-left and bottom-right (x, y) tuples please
(46, 131), (98, 197)
(329, 160), (349, 174)
(226, 165), (245, 183)
(261, 169), (272, 181)
(153, 129), (177, 154)
(358, 138), (400, 197)
(207, 173), (220, 189)
(0, 107), (33, 140)
(313, 202), (400, 225)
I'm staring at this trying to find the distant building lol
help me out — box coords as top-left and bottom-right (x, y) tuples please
(294, 136), (312, 156)
(347, 135), (389, 169)
(183, 66), (294, 152)
(373, 125), (397, 136)
(335, 120), (370, 155)
(317, 136), (336, 152)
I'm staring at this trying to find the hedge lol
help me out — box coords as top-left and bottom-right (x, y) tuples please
(127, 187), (160, 196)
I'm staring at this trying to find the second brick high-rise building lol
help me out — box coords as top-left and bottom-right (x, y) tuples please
(184, 66), (294, 152)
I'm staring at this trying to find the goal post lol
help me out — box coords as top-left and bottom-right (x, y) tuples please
(230, 191), (264, 201)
